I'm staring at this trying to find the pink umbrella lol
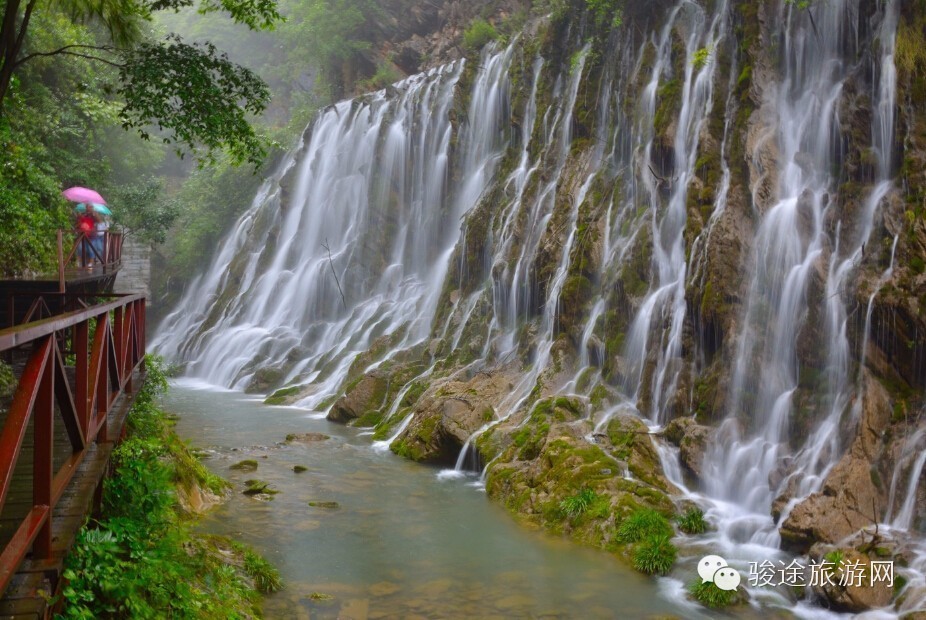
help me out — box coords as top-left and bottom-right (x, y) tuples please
(62, 186), (107, 205)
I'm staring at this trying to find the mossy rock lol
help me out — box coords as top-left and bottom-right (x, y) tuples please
(352, 409), (384, 428)
(229, 459), (258, 472)
(285, 433), (330, 443)
(245, 367), (284, 394)
(308, 501), (340, 509)
(264, 385), (302, 405)
(243, 480), (279, 495)
(328, 373), (390, 424)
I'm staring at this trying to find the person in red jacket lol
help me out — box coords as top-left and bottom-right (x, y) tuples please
(76, 206), (96, 267)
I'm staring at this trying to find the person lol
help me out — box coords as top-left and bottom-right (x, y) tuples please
(76, 205), (96, 267)
(92, 210), (108, 263)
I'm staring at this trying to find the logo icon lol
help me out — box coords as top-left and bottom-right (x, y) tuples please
(698, 555), (740, 591)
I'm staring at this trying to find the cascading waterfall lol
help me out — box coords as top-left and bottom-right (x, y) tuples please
(154, 45), (514, 402)
(701, 0), (900, 551)
(154, 0), (923, 615)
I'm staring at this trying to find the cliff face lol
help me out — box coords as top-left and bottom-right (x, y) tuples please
(156, 0), (926, 612)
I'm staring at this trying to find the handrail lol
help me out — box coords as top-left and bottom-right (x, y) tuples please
(0, 294), (146, 596)
(57, 230), (124, 291)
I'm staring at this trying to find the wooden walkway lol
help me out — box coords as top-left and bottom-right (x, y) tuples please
(0, 294), (146, 618)
(0, 371), (141, 618)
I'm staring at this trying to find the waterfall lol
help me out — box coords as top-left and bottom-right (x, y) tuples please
(154, 45), (514, 401)
(154, 0), (919, 614)
(697, 0), (900, 550)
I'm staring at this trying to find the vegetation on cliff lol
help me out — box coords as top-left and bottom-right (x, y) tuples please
(59, 357), (281, 618)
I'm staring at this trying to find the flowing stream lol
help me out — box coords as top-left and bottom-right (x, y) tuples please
(164, 381), (707, 619)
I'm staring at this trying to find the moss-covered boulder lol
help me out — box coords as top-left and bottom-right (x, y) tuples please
(328, 372), (389, 424)
(229, 459), (259, 472)
(245, 367), (284, 394)
(485, 423), (674, 549)
(285, 432), (330, 443)
(602, 414), (673, 492)
(390, 369), (516, 465)
(264, 385), (303, 405)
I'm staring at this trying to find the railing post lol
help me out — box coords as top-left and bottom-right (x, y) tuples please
(33, 339), (54, 559)
(75, 321), (89, 440)
(56, 231), (65, 294)
(96, 321), (109, 443)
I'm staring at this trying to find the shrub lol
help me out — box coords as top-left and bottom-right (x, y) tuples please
(632, 534), (677, 575)
(559, 488), (599, 517)
(59, 355), (279, 617)
(677, 507), (707, 534)
(690, 579), (736, 608)
(463, 18), (499, 51)
(616, 508), (673, 543)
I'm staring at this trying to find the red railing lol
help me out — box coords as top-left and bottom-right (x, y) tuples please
(56, 230), (124, 291)
(0, 293), (145, 595)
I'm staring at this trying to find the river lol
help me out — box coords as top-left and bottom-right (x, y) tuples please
(163, 380), (715, 619)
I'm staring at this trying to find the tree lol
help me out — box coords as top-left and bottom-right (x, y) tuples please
(0, 0), (283, 166)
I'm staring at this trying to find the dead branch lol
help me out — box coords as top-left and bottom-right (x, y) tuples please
(322, 238), (347, 311)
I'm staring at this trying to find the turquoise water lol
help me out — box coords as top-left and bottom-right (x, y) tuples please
(163, 381), (725, 619)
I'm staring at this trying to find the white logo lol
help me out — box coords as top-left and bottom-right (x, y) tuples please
(698, 555), (740, 591)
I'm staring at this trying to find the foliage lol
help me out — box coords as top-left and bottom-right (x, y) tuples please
(463, 18), (500, 52)
(897, 21), (926, 77)
(2, 0), (283, 167)
(586, 0), (623, 28)
(677, 507), (707, 534)
(692, 46), (713, 70)
(234, 541), (283, 592)
(690, 579), (736, 608)
(361, 60), (401, 91)
(111, 178), (180, 244)
(615, 508), (673, 543)
(119, 35), (271, 167)
(0, 360), (15, 399)
(559, 488), (599, 517)
(277, 0), (380, 95)
(632, 533), (677, 575)
(59, 355), (277, 617)
(152, 150), (267, 307)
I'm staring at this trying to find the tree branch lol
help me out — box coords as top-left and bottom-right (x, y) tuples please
(14, 44), (122, 68)
(322, 238), (347, 311)
(12, 0), (38, 60)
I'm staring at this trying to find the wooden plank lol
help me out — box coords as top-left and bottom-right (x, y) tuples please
(0, 507), (50, 595)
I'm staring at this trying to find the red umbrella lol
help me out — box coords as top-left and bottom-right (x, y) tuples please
(62, 186), (107, 205)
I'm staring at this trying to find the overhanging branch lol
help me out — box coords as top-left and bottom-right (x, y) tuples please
(14, 44), (123, 69)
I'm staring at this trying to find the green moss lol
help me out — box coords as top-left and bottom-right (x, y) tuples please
(353, 409), (384, 428)
(242, 479), (278, 496)
(589, 384), (611, 410)
(653, 78), (681, 138)
(264, 385), (300, 405)
(229, 459), (258, 472)
(307, 501), (340, 509)
(911, 256), (926, 274)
